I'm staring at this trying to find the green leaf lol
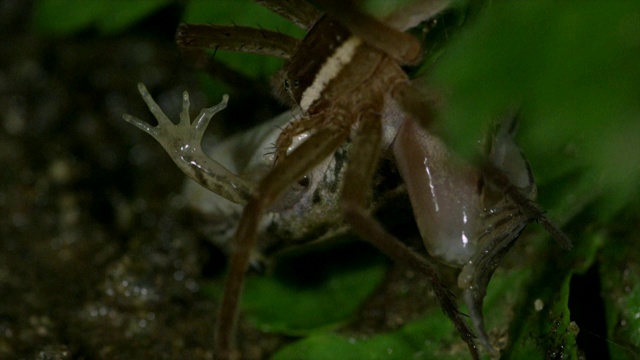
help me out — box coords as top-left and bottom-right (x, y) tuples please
(600, 232), (640, 359)
(271, 227), (612, 359)
(202, 242), (388, 336)
(181, 0), (306, 102)
(242, 259), (387, 335)
(97, 0), (172, 34)
(33, 0), (171, 36)
(270, 262), (531, 359)
(272, 309), (465, 360)
(428, 1), (640, 216)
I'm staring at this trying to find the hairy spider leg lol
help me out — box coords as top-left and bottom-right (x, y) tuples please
(340, 93), (480, 359)
(481, 161), (572, 250)
(255, 0), (321, 30)
(313, 0), (424, 64)
(273, 111), (327, 163)
(391, 80), (443, 132)
(312, 0), (452, 133)
(215, 122), (350, 359)
(177, 24), (298, 59)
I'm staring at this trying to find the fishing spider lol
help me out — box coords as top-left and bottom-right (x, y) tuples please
(124, 0), (570, 358)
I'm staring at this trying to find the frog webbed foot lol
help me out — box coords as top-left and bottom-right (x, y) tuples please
(124, 83), (227, 154)
(123, 83), (253, 203)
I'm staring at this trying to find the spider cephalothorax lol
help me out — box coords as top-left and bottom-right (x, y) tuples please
(124, 0), (570, 358)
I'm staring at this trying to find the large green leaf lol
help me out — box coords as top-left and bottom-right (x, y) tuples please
(272, 309), (461, 360)
(241, 259), (387, 335)
(428, 1), (640, 217)
(202, 242), (388, 336)
(600, 231), (640, 360)
(33, 0), (171, 35)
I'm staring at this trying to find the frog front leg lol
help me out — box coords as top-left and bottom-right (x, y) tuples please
(123, 83), (253, 204)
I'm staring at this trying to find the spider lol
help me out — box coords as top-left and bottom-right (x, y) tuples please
(123, 0), (570, 358)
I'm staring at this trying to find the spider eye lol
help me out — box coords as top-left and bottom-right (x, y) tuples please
(293, 79), (300, 87)
(297, 176), (310, 188)
(284, 79), (290, 91)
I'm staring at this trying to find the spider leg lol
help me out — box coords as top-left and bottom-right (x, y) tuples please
(481, 161), (572, 250)
(392, 79), (442, 131)
(341, 108), (480, 360)
(215, 123), (350, 359)
(274, 112), (326, 163)
(313, 0), (450, 65)
(255, 0), (321, 30)
(176, 24), (299, 59)
(384, 0), (453, 31)
(180, 48), (277, 105)
(482, 115), (571, 249)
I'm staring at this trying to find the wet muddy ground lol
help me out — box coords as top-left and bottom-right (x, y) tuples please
(0, 1), (225, 358)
